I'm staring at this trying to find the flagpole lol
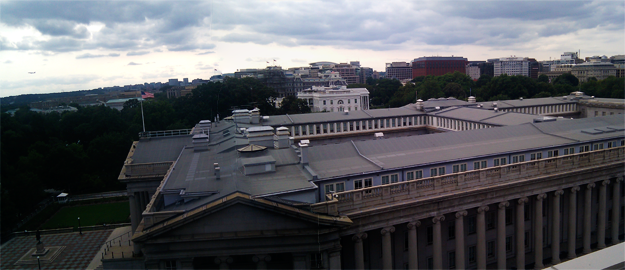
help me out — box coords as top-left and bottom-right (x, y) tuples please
(140, 96), (146, 133)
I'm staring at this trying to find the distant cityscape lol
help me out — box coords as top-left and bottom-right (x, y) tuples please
(5, 52), (624, 113)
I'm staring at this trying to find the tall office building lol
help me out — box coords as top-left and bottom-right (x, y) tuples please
(412, 56), (468, 78)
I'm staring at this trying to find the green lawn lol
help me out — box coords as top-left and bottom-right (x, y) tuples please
(41, 202), (130, 229)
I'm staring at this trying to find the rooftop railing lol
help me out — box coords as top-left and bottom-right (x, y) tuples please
(327, 146), (624, 214)
(138, 129), (192, 138)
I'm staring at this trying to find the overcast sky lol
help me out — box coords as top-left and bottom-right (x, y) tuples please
(1, 0), (623, 98)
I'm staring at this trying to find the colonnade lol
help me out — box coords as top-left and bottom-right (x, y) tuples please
(350, 178), (623, 269)
(129, 190), (152, 233)
(289, 115), (427, 137)
(502, 103), (577, 115)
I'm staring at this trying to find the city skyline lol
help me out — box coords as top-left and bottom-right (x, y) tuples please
(1, 0), (623, 98)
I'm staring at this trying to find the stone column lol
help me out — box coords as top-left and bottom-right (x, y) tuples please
(598, 180), (610, 248)
(517, 197), (528, 270)
(293, 254), (308, 270)
(583, 182), (595, 254)
(352, 233), (368, 270)
(613, 178), (622, 244)
(328, 242), (342, 270)
(552, 190), (564, 264)
(128, 194), (139, 234)
(535, 193), (547, 269)
(252, 254), (271, 270)
(498, 202), (509, 269)
(477, 206), (489, 269)
(381, 226), (395, 270)
(407, 222), (420, 270)
(214, 256), (232, 270)
(432, 215), (445, 270)
(455, 211), (468, 270)
(568, 186), (580, 259)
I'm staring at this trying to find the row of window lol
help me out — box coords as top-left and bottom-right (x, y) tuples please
(322, 99), (358, 105)
(324, 140), (624, 194)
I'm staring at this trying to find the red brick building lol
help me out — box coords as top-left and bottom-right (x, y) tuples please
(411, 56), (468, 78)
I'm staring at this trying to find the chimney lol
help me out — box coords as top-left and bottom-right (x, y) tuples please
(415, 99), (424, 111)
(215, 167), (221, 180)
(299, 141), (309, 164)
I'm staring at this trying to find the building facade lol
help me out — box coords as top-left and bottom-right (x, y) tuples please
(571, 62), (617, 82)
(297, 85), (370, 112)
(412, 56), (468, 78)
(106, 94), (625, 270)
(494, 57), (539, 78)
(385, 62), (413, 81)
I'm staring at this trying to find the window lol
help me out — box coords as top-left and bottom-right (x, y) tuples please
(448, 224), (455, 240)
(506, 208), (513, 225)
(468, 216), (476, 234)
(323, 100), (326, 105)
(593, 143), (604, 150)
(512, 154), (525, 163)
(330, 100), (333, 105)
(348, 99), (351, 104)
(494, 157), (506, 166)
(468, 245), (476, 264)
(404, 231), (409, 250)
(427, 226), (433, 245)
(524, 231), (530, 248)
(486, 212), (495, 230)
(621, 140), (624, 146)
(547, 150), (558, 158)
(354, 178), (372, 190)
(324, 182), (344, 194)
(354, 98), (357, 103)
(164, 260), (177, 270)
(487, 241), (495, 258)
(506, 236), (513, 253)
(524, 205), (530, 221)
(406, 170), (423, 181)
(427, 257), (433, 270)
(530, 152), (542, 160)
(430, 167), (439, 177)
(449, 251), (456, 269)
(473, 160), (487, 170)
(564, 147), (575, 155)
(608, 141), (615, 148)
(579, 145), (590, 153)
(382, 174), (399, 185)
(452, 163), (467, 173)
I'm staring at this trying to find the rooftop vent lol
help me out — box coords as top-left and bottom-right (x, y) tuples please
(519, 97), (523, 101)
(374, 132), (384, 140)
(494, 108), (499, 112)
(192, 133), (209, 152)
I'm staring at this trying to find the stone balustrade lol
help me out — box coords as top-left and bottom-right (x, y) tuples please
(329, 146), (624, 214)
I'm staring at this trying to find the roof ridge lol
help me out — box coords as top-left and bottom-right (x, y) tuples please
(351, 140), (384, 169)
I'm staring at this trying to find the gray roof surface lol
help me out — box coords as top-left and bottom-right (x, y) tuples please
(306, 115), (624, 179)
(262, 107), (425, 126)
(431, 107), (564, 126)
(479, 96), (576, 109)
(422, 98), (469, 108)
(132, 135), (193, 163)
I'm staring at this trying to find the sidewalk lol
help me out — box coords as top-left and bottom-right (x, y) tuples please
(0, 230), (112, 270)
(86, 226), (133, 270)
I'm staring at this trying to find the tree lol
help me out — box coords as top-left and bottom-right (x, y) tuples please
(537, 74), (549, 83)
(279, 95), (311, 114)
(553, 73), (579, 87)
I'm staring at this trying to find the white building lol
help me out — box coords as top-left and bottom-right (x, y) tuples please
(494, 57), (531, 77)
(297, 85), (369, 112)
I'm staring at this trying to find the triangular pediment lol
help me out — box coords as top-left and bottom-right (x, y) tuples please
(133, 192), (351, 242)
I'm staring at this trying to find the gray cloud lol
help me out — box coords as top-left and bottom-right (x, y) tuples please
(196, 51), (215, 55)
(76, 53), (120, 59)
(0, 0), (622, 55)
(128, 62), (141, 66)
(127, 51), (150, 56)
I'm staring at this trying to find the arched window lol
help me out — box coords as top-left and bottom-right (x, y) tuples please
(337, 100), (344, 105)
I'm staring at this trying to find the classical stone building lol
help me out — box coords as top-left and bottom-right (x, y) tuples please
(297, 85), (370, 112)
(106, 94), (625, 269)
